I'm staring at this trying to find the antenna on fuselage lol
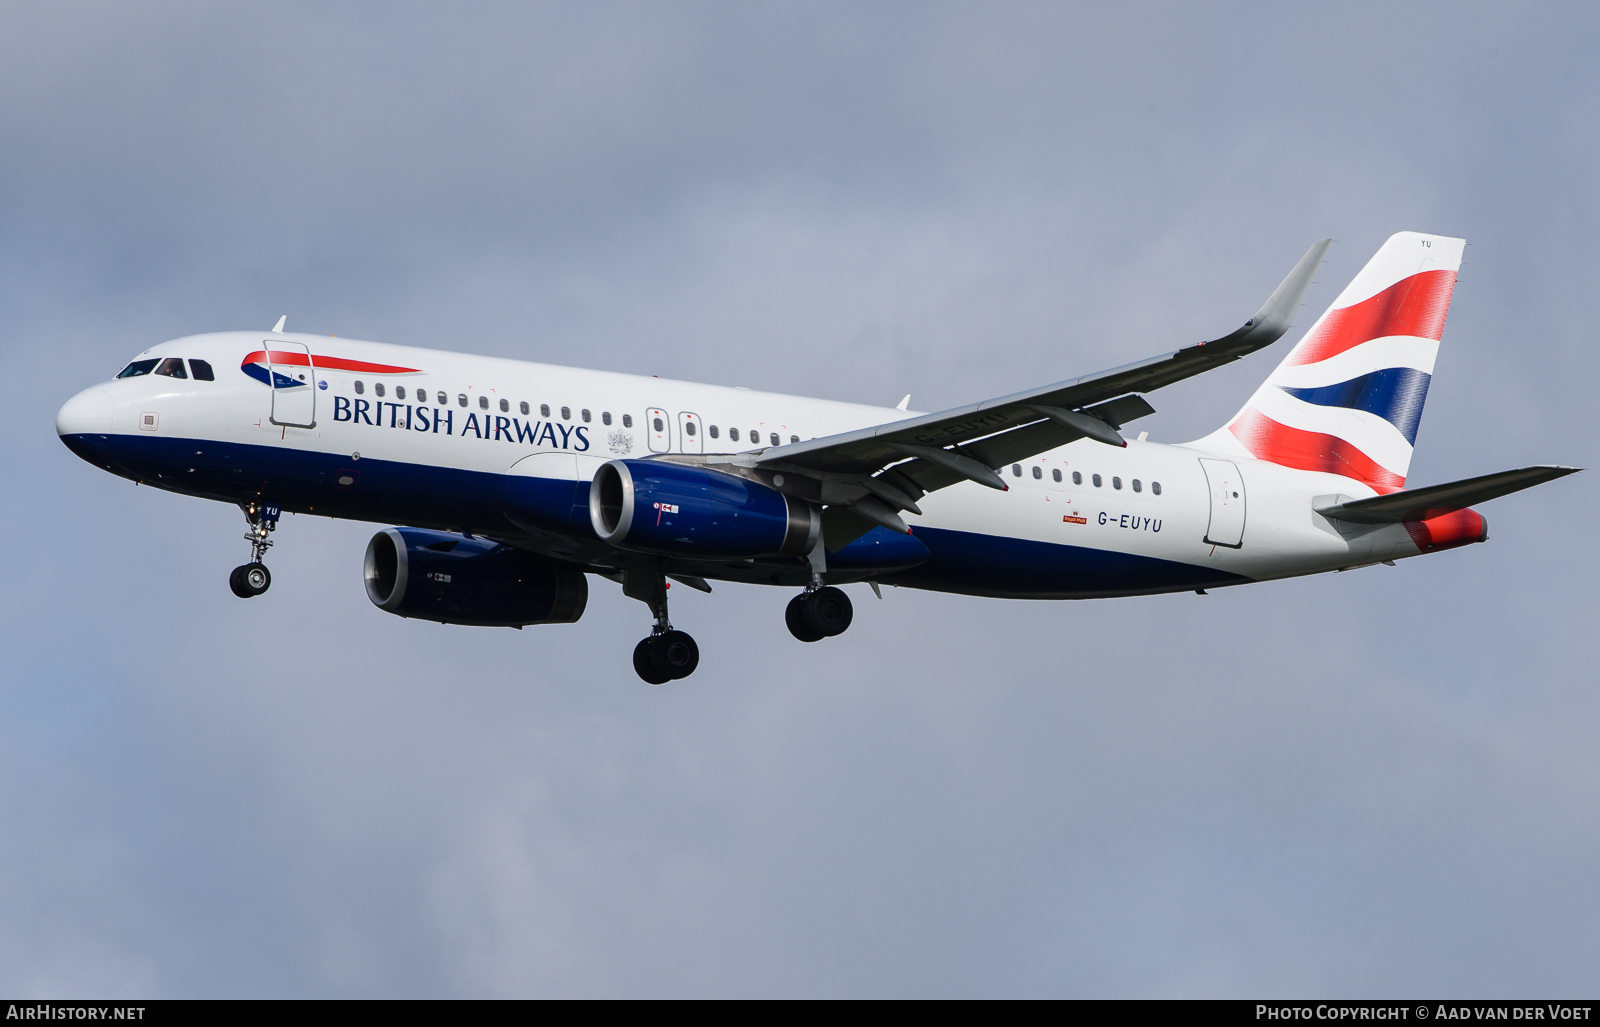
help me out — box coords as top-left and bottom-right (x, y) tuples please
(271, 315), (287, 333)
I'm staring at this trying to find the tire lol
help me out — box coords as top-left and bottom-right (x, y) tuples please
(633, 638), (672, 685)
(231, 563), (271, 598)
(650, 630), (700, 680)
(802, 586), (853, 637)
(786, 594), (825, 642)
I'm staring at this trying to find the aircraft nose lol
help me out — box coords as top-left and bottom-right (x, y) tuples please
(56, 384), (113, 438)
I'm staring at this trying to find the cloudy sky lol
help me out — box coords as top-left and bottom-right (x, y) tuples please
(2, 2), (1596, 997)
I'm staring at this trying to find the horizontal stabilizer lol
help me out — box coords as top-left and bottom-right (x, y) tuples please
(1315, 465), (1580, 524)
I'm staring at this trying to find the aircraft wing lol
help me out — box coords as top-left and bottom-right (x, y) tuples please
(736, 238), (1331, 542)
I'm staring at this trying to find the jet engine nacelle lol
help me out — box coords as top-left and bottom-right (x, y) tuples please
(589, 459), (819, 558)
(363, 527), (588, 627)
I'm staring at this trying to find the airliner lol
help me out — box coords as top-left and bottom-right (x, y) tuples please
(56, 232), (1577, 683)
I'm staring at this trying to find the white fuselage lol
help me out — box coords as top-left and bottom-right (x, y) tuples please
(57, 331), (1441, 599)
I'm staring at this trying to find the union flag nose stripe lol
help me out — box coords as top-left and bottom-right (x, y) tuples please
(240, 350), (423, 375)
(1277, 366), (1432, 445)
(241, 364), (306, 389)
(1285, 268), (1457, 367)
(1228, 408), (1406, 493)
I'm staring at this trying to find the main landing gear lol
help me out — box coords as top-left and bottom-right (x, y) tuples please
(624, 570), (700, 685)
(785, 585), (853, 643)
(229, 502), (280, 599)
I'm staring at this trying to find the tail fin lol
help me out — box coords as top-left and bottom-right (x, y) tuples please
(1200, 231), (1465, 493)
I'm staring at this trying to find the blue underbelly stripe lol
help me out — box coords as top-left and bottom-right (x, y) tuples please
(883, 526), (1251, 599)
(63, 432), (1252, 599)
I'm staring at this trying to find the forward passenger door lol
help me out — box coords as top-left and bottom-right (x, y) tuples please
(268, 341), (316, 429)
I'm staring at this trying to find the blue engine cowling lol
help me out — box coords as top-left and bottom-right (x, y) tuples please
(826, 524), (930, 573)
(364, 527), (588, 627)
(589, 459), (820, 558)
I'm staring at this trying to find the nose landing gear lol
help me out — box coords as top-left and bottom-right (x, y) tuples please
(786, 585), (853, 642)
(624, 570), (700, 684)
(230, 502), (280, 599)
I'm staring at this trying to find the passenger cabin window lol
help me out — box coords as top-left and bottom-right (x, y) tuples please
(708, 425), (718, 438)
(375, 383), (386, 397)
(1032, 466), (1042, 479)
(1092, 474), (1102, 487)
(436, 391), (446, 404)
(653, 416), (664, 432)
(1052, 469), (1062, 482)
(602, 412), (612, 425)
(520, 401), (529, 415)
(769, 433), (779, 447)
(499, 398), (509, 412)
(1152, 481), (1162, 496)
(458, 394), (467, 407)
(581, 409), (591, 422)
(729, 427), (740, 442)
(561, 406), (571, 420)
(685, 421), (697, 436)
(541, 404), (550, 417)
(354, 381), (365, 394)
(478, 395), (488, 409)
(1012, 464), (1022, 477)
(1112, 476), (1122, 490)
(790, 435), (799, 444)
(622, 414), (632, 428)
(154, 357), (187, 379)
(117, 359), (159, 378)
(396, 386), (407, 400)
(1132, 479), (1142, 493)
(189, 359), (215, 381)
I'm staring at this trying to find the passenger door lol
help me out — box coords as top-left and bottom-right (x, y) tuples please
(1199, 458), (1246, 548)
(646, 408), (670, 453)
(678, 411), (703, 454)
(268, 341), (316, 429)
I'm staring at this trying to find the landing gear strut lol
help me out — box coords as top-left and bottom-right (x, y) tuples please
(230, 502), (280, 599)
(786, 585), (853, 642)
(624, 570), (699, 684)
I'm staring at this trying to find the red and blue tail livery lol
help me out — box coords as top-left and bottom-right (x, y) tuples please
(1211, 231), (1464, 493)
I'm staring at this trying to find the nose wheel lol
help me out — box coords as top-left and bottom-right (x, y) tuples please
(623, 570), (700, 684)
(230, 501), (280, 599)
(229, 562), (272, 598)
(786, 586), (853, 642)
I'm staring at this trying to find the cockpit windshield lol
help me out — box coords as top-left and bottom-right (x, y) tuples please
(116, 359), (159, 379)
(154, 357), (187, 379)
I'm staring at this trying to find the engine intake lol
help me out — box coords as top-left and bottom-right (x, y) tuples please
(590, 459), (819, 558)
(364, 527), (588, 627)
